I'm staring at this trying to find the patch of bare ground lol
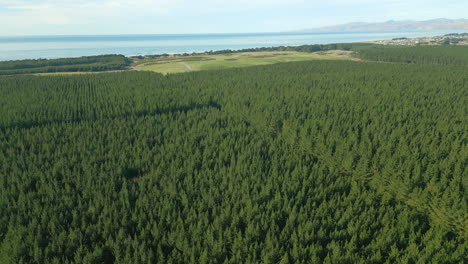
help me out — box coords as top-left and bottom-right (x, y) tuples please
(316, 50), (361, 60)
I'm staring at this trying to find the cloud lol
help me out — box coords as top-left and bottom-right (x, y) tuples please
(0, 0), (308, 32)
(0, 0), (304, 14)
(0, 0), (467, 35)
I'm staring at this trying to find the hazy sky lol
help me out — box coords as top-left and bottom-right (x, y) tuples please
(1, 0), (467, 35)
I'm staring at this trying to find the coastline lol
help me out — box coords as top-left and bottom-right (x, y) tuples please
(1, 29), (467, 61)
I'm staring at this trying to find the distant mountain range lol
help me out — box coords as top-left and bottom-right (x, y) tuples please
(299, 18), (468, 32)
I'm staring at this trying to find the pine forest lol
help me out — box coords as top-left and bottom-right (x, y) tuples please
(0, 46), (467, 263)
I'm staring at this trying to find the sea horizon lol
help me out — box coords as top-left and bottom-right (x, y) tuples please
(1, 29), (466, 61)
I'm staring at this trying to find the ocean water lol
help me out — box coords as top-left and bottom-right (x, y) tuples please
(0, 30), (465, 61)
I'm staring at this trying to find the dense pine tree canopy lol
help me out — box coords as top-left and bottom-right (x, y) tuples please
(0, 46), (466, 263)
(353, 45), (468, 65)
(0, 55), (130, 75)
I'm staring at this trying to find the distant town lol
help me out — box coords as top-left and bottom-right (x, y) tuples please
(373, 33), (468, 45)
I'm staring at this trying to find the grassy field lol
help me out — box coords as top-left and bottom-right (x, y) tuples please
(0, 50), (358, 76)
(134, 50), (358, 74)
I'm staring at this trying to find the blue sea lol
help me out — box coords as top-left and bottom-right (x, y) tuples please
(0, 30), (465, 61)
